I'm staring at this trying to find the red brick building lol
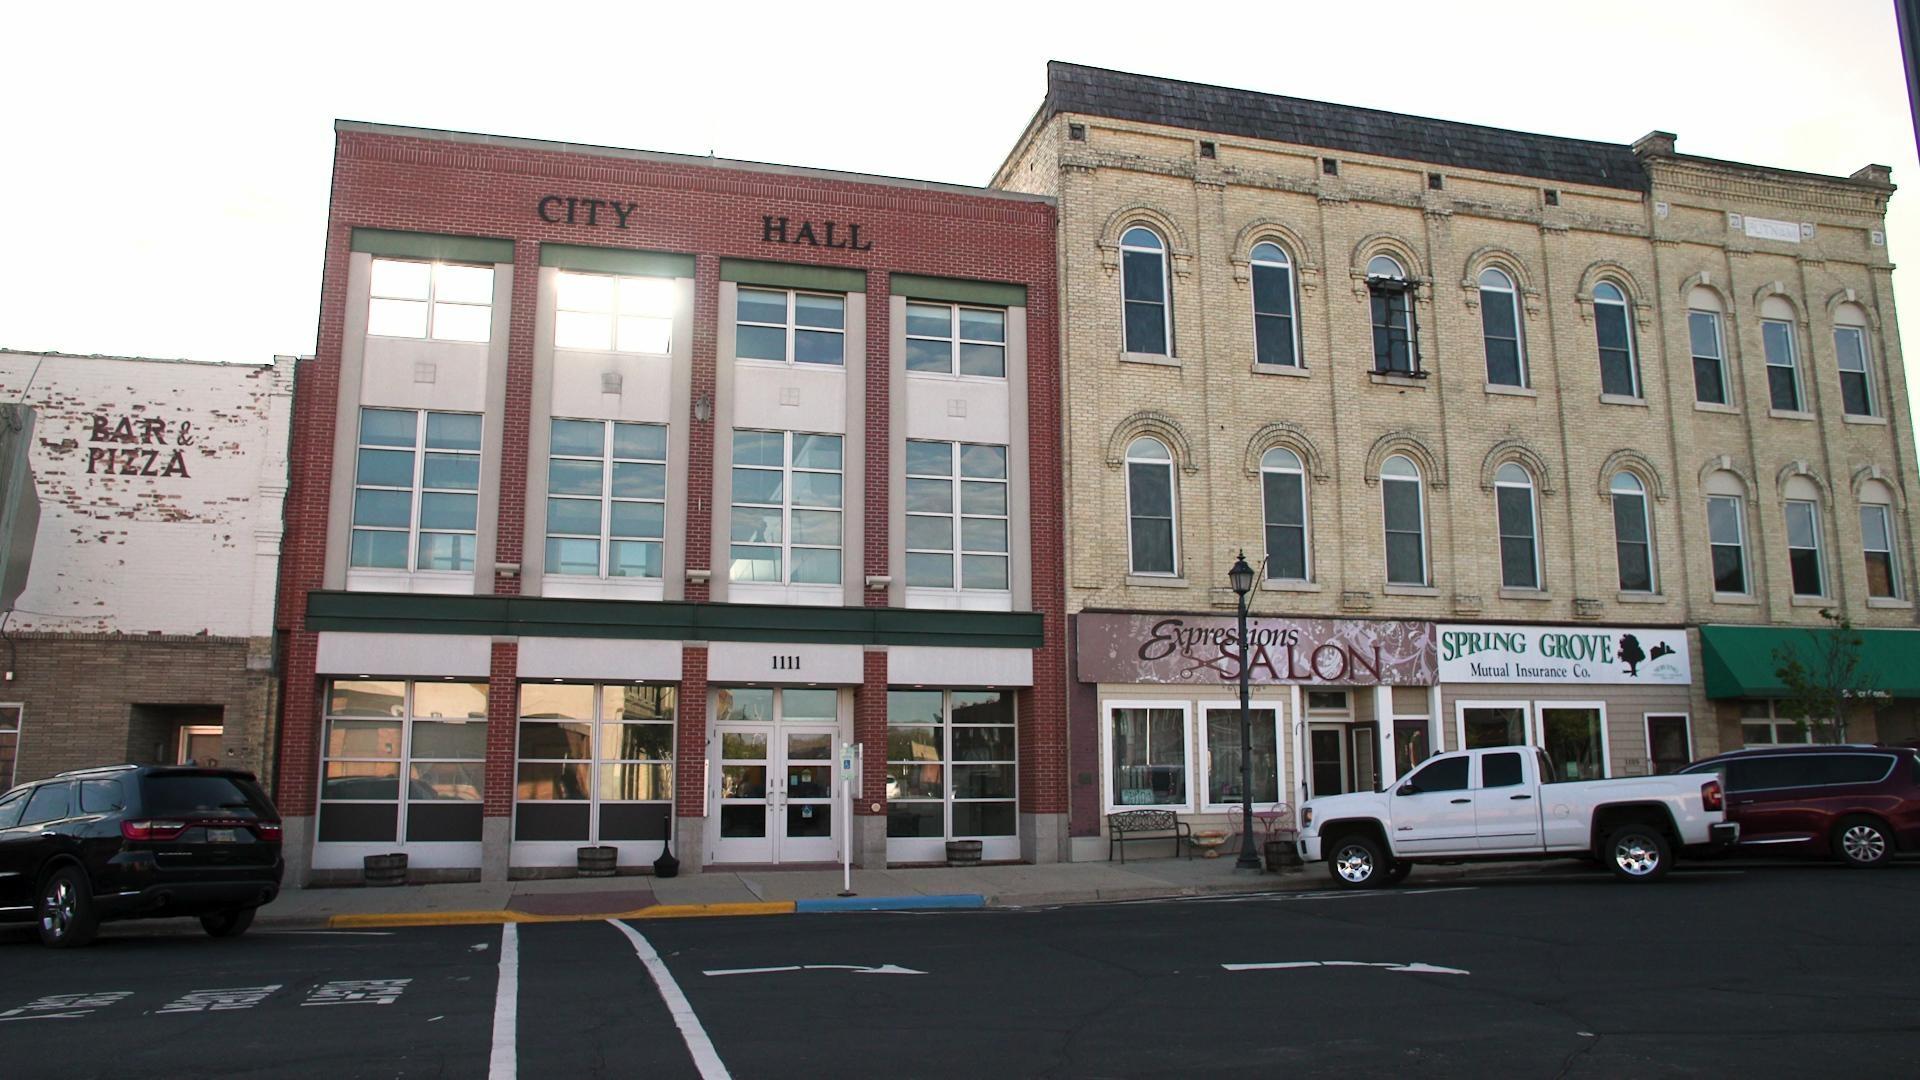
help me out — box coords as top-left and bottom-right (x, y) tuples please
(276, 123), (1061, 882)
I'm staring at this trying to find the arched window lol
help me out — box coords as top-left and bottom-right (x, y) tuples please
(1760, 296), (1802, 412)
(1380, 454), (1427, 586)
(1121, 227), (1170, 356)
(1783, 475), (1825, 598)
(1479, 268), (1525, 387)
(1687, 286), (1729, 406)
(1834, 303), (1876, 417)
(1610, 472), (1654, 593)
(1594, 281), (1639, 398)
(1860, 479), (1902, 600)
(1125, 436), (1177, 575)
(1368, 255), (1417, 375)
(1704, 470), (1749, 596)
(1250, 242), (1299, 368)
(1494, 462), (1539, 589)
(1261, 447), (1308, 581)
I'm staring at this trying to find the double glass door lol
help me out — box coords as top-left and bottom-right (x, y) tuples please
(710, 688), (841, 864)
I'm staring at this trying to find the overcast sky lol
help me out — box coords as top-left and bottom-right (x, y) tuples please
(3, 0), (1916, 427)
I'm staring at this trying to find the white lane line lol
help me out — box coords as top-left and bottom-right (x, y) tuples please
(488, 923), (518, 1080)
(1223, 960), (1471, 975)
(609, 919), (731, 1080)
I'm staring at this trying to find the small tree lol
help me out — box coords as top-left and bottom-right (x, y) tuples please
(1772, 608), (1879, 743)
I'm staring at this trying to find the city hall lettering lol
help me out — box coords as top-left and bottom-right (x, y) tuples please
(86, 414), (194, 478)
(760, 216), (872, 251)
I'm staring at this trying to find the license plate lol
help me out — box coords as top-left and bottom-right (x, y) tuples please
(206, 828), (239, 843)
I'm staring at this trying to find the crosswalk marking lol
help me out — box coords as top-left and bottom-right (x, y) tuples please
(301, 979), (411, 1007)
(0, 992), (134, 1022)
(157, 985), (283, 1013)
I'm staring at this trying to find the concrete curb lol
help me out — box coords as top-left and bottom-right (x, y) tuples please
(325, 901), (796, 929)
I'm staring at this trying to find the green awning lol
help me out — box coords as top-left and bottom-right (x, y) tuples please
(1699, 623), (1920, 698)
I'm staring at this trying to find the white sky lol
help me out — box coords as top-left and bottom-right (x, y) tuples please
(3, 0), (1917, 433)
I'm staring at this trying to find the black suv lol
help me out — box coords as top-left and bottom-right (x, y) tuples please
(0, 765), (283, 947)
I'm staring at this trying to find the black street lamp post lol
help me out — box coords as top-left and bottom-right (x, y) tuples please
(1229, 551), (1260, 871)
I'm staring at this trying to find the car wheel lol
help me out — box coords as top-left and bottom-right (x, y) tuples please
(37, 867), (100, 948)
(1327, 834), (1388, 889)
(1834, 817), (1893, 869)
(1604, 824), (1671, 882)
(1386, 860), (1413, 884)
(201, 907), (257, 939)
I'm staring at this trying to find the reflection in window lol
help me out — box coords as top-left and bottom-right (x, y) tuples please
(319, 680), (488, 843)
(1110, 707), (1187, 807)
(555, 271), (674, 353)
(729, 430), (843, 585)
(351, 408), (481, 573)
(904, 441), (1010, 591)
(514, 683), (675, 843)
(906, 303), (1006, 377)
(1206, 708), (1279, 806)
(546, 418), (666, 579)
(736, 288), (845, 366)
(887, 691), (1016, 839)
(368, 258), (494, 343)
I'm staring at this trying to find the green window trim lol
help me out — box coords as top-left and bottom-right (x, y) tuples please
(541, 244), (694, 279)
(721, 259), (866, 294)
(889, 273), (1026, 309)
(351, 228), (514, 265)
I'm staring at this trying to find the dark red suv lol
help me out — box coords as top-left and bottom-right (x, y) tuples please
(1679, 745), (1920, 867)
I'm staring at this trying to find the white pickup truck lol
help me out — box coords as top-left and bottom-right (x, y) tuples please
(1298, 746), (1738, 887)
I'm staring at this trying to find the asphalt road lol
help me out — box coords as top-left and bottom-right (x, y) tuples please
(3, 862), (1918, 1078)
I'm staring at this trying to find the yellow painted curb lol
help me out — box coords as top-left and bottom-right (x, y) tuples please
(326, 900), (796, 929)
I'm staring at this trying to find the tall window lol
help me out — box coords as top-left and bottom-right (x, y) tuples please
(320, 680), (488, 844)
(1594, 281), (1639, 398)
(1861, 483), (1902, 599)
(545, 419), (666, 579)
(1834, 315), (1875, 417)
(905, 303), (1006, 378)
(1381, 454), (1427, 586)
(1367, 255), (1416, 375)
(1108, 704), (1189, 809)
(368, 258), (494, 343)
(1125, 437), (1177, 575)
(736, 288), (845, 366)
(1785, 496), (1825, 597)
(729, 431), (843, 585)
(554, 271), (674, 354)
(1261, 447), (1308, 581)
(514, 684), (675, 844)
(1688, 290), (1728, 405)
(1761, 298), (1802, 412)
(1204, 704), (1280, 807)
(1705, 472), (1749, 595)
(1611, 472), (1654, 592)
(351, 408), (481, 573)
(1120, 227), (1170, 355)
(886, 691), (1017, 841)
(0, 704), (19, 788)
(1250, 242), (1298, 368)
(1479, 268), (1525, 387)
(904, 440), (1010, 592)
(1494, 463), (1539, 589)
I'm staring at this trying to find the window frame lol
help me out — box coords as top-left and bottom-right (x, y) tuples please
(1120, 227), (1172, 356)
(1706, 489), (1750, 597)
(903, 440), (1011, 595)
(513, 682), (676, 846)
(1860, 500), (1902, 600)
(1104, 700), (1194, 814)
(1380, 454), (1429, 587)
(904, 301), (1007, 380)
(1687, 308), (1730, 406)
(544, 418), (668, 582)
(318, 680), (489, 846)
(1610, 472), (1656, 594)
(885, 690), (1018, 844)
(728, 429), (844, 587)
(1260, 447), (1309, 582)
(1478, 267), (1526, 387)
(1593, 281), (1640, 399)
(1834, 323), (1876, 417)
(350, 408), (483, 575)
(1249, 242), (1300, 369)
(1197, 701), (1285, 812)
(368, 257), (494, 343)
(1493, 462), (1541, 590)
(1761, 317), (1803, 413)
(1784, 498), (1826, 598)
(1124, 436), (1179, 577)
(1367, 255), (1418, 376)
(553, 270), (675, 355)
(1739, 700), (1813, 746)
(734, 287), (847, 367)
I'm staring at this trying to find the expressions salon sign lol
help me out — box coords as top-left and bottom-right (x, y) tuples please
(1075, 614), (1435, 686)
(1437, 624), (1691, 686)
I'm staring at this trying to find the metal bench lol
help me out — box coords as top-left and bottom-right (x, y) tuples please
(1106, 809), (1193, 863)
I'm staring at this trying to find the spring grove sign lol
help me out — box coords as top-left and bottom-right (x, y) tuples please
(1075, 614), (1435, 686)
(1437, 624), (1691, 685)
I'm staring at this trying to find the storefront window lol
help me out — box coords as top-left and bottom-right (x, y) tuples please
(320, 680), (487, 844)
(1109, 705), (1188, 808)
(1461, 705), (1526, 749)
(1739, 700), (1811, 746)
(515, 683), (674, 843)
(886, 690), (1016, 839)
(1539, 706), (1606, 780)
(1203, 706), (1279, 807)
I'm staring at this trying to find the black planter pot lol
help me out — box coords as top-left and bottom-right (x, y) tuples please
(654, 832), (680, 878)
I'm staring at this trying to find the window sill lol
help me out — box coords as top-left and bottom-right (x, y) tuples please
(1616, 591), (1668, 604)
(1261, 579), (1322, 593)
(1866, 596), (1913, 609)
(1369, 372), (1428, 389)
(1252, 363), (1311, 378)
(903, 587), (1015, 612)
(1484, 382), (1537, 398)
(1497, 587), (1551, 602)
(1712, 592), (1759, 606)
(1126, 574), (1189, 588)
(1789, 595), (1834, 608)
(734, 356), (848, 371)
(1767, 408), (1815, 421)
(1692, 400), (1738, 414)
(1119, 351), (1181, 368)
(1600, 394), (1648, 408)
(1842, 413), (1888, 425)
(1383, 584), (1439, 597)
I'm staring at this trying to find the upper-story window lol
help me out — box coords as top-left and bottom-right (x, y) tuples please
(351, 408), (481, 573)
(368, 258), (493, 343)
(1860, 481), (1902, 600)
(730, 430), (843, 585)
(1705, 471), (1750, 596)
(737, 288), (845, 366)
(1125, 437), (1177, 576)
(1611, 472), (1654, 593)
(905, 440), (1010, 592)
(1759, 297), (1801, 412)
(1834, 305), (1876, 417)
(1494, 463), (1539, 590)
(906, 303), (1006, 378)
(1250, 242), (1299, 368)
(1380, 454), (1428, 586)
(554, 272), (674, 354)
(1261, 447), (1308, 581)
(1593, 281), (1639, 398)
(545, 419), (667, 580)
(1121, 227), (1171, 355)
(1784, 481), (1825, 598)
(1479, 268), (1525, 387)
(1688, 288), (1729, 406)
(1367, 255), (1417, 375)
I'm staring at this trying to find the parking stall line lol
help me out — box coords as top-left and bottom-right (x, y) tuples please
(609, 919), (731, 1080)
(490, 922), (518, 1080)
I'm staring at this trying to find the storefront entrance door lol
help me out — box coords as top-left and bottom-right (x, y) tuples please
(710, 720), (840, 864)
(1308, 725), (1348, 798)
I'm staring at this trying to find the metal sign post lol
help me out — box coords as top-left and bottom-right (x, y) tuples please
(838, 742), (860, 897)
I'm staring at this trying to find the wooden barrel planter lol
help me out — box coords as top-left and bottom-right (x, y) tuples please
(363, 853), (408, 887)
(577, 846), (618, 878)
(944, 840), (983, 868)
(1263, 837), (1301, 873)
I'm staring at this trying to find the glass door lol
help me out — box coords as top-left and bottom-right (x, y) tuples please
(777, 727), (838, 862)
(1308, 724), (1349, 798)
(713, 726), (773, 863)
(708, 687), (843, 864)
(1349, 723), (1379, 793)
(1645, 714), (1691, 775)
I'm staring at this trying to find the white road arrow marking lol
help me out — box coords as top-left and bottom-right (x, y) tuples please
(1223, 961), (1469, 975)
(703, 964), (927, 977)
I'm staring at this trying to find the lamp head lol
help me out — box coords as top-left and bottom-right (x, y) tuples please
(1228, 550), (1255, 597)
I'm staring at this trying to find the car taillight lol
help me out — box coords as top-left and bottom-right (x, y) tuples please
(255, 821), (282, 841)
(121, 820), (188, 841)
(1701, 779), (1724, 812)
